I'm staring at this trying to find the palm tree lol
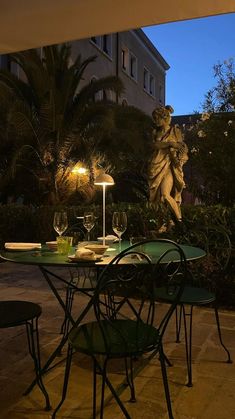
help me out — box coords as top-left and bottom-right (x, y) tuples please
(0, 44), (123, 204)
(79, 103), (153, 202)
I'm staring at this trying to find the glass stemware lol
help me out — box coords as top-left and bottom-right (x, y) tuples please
(112, 212), (127, 249)
(83, 212), (95, 241)
(53, 211), (68, 237)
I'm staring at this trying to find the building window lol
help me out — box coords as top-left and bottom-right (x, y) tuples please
(143, 68), (155, 97)
(149, 74), (155, 96)
(90, 36), (101, 47)
(130, 53), (137, 80)
(102, 35), (112, 57)
(159, 85), (163, 104)
(143, 68), (149, 91)
(121, 48), (129, 71)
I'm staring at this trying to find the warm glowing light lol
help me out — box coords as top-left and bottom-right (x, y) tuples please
(77, 167), (87, 174)
(71, 165), (87, 175)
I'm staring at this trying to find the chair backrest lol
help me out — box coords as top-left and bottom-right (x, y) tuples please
(93, 239), (188, 353)
(205, 226), (232, 271)
(179, 224), (231, 271)
(179, 225), (232, 290)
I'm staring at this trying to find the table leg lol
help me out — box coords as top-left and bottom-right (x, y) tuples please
(25, 265), (97, 394)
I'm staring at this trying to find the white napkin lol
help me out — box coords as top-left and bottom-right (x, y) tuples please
(98, 235), (119, 242)
(75, 247), (96, 260)
(106, 235), (118, 241)
(5, 242), (41, 250)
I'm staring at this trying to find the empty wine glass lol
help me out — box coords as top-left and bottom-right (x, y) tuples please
(83, 212), (95, 241)
(112, 212), (127, 249)
(53, 211), (68, 236)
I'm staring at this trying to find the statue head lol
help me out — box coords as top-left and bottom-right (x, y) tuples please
(152, 105), (174, 128)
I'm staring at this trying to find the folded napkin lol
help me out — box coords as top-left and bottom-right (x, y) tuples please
(75, 247), (96, 260)
(5, 242), (41, 249)
(98, 235), (119, 242)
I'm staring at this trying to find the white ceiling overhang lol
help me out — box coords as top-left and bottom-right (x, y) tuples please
(0, 0), (235, 54)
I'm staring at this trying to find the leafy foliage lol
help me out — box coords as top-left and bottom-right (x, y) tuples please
(184, 60), (235, 205)
(0, 45), (124, 204)
(0, 44), (153, 205)
(186, 112), (235, 205)
(203, 58), (235, 112)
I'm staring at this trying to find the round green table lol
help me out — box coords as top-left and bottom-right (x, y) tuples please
(0, 239), (206, 396)
(0, 241), (206, 266)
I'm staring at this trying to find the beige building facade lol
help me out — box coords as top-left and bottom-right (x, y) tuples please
(0, 29), (169, 116)
(71, 29), (169, 115)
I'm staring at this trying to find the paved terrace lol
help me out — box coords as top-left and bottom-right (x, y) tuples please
(0, 261), (235, 419)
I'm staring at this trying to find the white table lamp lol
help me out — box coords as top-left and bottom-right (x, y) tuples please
(94, 173), (114, 246)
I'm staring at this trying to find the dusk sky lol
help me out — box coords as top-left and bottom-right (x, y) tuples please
(143, 13), (235, 116)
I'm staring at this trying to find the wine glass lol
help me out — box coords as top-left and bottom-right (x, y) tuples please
(83, 212), (95, 241)
(53, 211), (68, 236)
(112, 212), (127, 249)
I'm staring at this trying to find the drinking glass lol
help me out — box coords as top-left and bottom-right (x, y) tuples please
(83, 212), (95, 241)
(56, 236), (73, 255)
(112, 211), (127, 249)
(53, 211), (68, 236)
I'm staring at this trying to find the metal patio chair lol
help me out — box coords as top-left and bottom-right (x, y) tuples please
(155, 225), (232, 387)
(52, 238), (188, 419)
(0, 300), (51, 410)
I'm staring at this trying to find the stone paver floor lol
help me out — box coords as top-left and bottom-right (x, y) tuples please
(0, 261), (235, 418)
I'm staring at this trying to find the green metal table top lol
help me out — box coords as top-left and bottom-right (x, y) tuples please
(0, 241), (206, 267)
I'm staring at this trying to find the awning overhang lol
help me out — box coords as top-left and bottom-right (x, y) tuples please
(0, 0), (235, 54)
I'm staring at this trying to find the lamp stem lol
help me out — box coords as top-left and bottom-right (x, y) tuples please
(103, 184), (106, 246)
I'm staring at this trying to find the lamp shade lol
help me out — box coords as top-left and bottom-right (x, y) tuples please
(94, 173), (115, 186)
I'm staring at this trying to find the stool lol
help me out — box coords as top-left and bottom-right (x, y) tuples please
(0, 300), (51, 410)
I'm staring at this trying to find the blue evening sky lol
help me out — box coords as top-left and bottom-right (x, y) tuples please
(143, 13), (235, 116)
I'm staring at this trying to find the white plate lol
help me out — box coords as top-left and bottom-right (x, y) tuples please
(68, 254), (103, 262)
(5, 246), (41, 251)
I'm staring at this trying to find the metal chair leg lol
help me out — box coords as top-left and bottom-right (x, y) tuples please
(93, 359), (98, 418)
(100, 358), (108, 419)
(162, 350), (173, 367)
(175, 305), (183, 343)
(24, 319), (51, 410)
(159, 343), (174, 419)
(92, 356), (131, 419)
(125, 357), (136, 402)
(60, 284), (75, 337)
(52, 344), (73, 418)
(182, 304), (193, 387)
(214, 305), (232, 364)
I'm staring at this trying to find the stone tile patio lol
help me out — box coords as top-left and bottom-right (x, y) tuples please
(0, 261), (234, 418)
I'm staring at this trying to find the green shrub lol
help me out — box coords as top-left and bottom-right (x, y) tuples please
(0, 203), (234, 308)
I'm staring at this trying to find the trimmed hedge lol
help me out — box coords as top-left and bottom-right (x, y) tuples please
(0, 203), (234, 247)
(0, 203), (234, 307)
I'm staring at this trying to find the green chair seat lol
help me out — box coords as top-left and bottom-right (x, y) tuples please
(155, 286), (215, 305)
(69, 319), (160, 357)
(0, 300), (42, 328)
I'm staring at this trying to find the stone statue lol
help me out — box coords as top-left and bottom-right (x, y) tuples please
(148, 105), (188, 224)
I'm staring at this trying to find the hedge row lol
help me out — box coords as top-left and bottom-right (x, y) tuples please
(0, 203), (234, 248)
(1, 203), (235, 308)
